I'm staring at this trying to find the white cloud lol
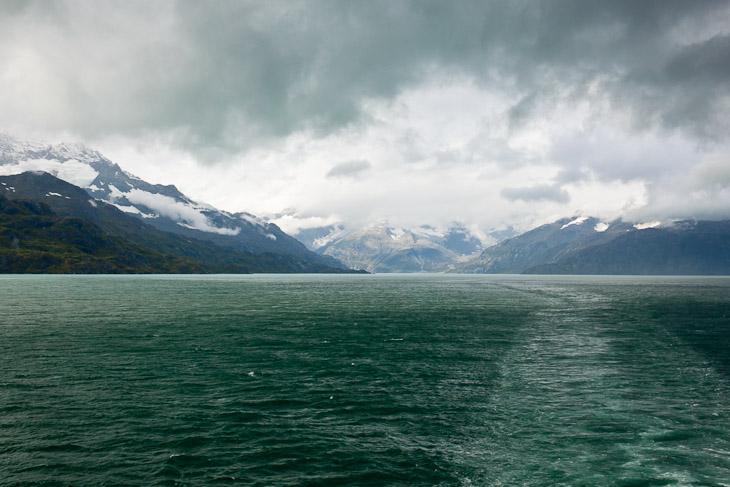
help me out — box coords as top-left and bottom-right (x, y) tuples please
(107, 187), (240, 235)
(269, 213), (342, 235)
(83, 76), (687, 233)
(0, 158), (98, 186)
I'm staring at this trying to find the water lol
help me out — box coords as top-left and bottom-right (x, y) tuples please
(1, 274), (729, 486)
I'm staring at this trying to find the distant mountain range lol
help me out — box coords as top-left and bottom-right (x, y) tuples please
(294, 215), (730, 275)
(293, 222), (492, 273)
(456, 216), (730, 275)
(0, 134), (352, 273)
(2, 134), (729, 275)
(523, 220), (730, 275)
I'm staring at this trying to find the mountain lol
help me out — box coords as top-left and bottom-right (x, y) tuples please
(0, 172), (358, 274)
(454, 216), (632, 273)
(293, 222), (488, 272)
(0, 134), (346, 270)
(524, 220), (730, 275)
(0, 191), (204, 273)
(456, 216), (730, 275)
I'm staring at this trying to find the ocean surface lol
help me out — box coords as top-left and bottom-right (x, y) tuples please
(1, 274), (730, 486)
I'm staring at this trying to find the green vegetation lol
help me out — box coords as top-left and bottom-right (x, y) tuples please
(0, 195), (208, 273)
(0, 172), (362, 274)
(1, 172), (358, 274)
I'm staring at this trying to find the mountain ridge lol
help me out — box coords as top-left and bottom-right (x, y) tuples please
(524, 220), (730, 275)
(293, 222), (489, 273)
(0, 134), (347, 270)
(456, 216), (730, 275)
(0, 172), (360, 274)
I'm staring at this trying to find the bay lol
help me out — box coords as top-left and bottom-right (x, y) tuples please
(1, 274), (729, 486)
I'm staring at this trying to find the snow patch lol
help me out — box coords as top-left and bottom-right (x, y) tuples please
(311, 226), (348, 249)
(238, 212), (267, 227)
(265, 233), (277, 240)
(46, 192), (63, 197)
(0, 158), (98, 186)
(107, 184), (125, 200)
(108, 203), (156, 218)
(561, 216), (588, 229)
(414, 225), (445, 239)
(594, 222), (609, 232)
(123, 170), (141, 180)
(88, 200), (98, 208)
(634, 221), (661, 230)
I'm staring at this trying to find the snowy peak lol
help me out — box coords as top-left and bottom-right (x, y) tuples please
(0, 134), (108, 187)
(456, 216), (636, 273)
(45, 142), (107, 164)
(0, 135), (242, 236)
(293, 221), (491, 273)
(0, 134), (109, 165)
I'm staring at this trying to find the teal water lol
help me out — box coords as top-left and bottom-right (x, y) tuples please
(1, 274), (730, 486)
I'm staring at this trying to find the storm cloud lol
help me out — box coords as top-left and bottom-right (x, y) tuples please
(1, 1), (729, 230)
(2, 1), (729, 146)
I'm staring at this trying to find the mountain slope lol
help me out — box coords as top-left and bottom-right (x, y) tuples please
(455, 217), (634, 273)
(0, 134), (346, 270)
(524, 221), (730, 275)
(0, 193), (205, 273)
(0, 172), (357, 273)
(457, 216), (730, 275)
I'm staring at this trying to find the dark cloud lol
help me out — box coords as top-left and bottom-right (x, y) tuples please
(501, 184), (570, 204)
(1, 0), (729, 153)
(326, 160), (371, 179)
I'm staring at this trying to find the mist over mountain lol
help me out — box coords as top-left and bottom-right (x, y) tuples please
(0, 186), (202, 274)
(291, 222), (493, 273)
(2, 133), (729, 275)
(2, 2), (730, 238)
(0, 134), (347, 271)
(0, 171), (357, 274)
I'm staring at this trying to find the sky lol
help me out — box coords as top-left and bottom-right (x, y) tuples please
(1, 0), (730, 234)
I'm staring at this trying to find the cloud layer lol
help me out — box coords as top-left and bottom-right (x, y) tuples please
(1, 1), (729, 231)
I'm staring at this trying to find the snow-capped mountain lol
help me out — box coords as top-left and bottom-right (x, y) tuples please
(455, 216), (637, 273)
(0, 134), (345, 269)
(293, 221), (491, 273)
(523, 219), (730, 275)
